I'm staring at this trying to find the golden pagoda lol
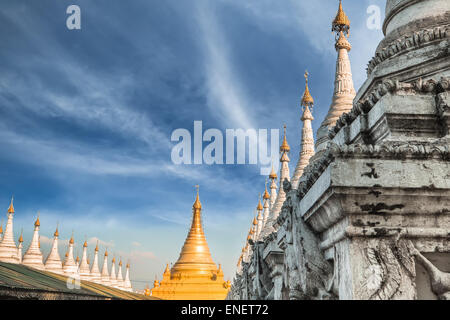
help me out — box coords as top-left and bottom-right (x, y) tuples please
(151, 187), (230, 300)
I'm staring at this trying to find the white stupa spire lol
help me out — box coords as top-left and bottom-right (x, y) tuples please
(100, 249), (111, 286)
(256, 194), (264, 239)
(62, 233), (78, 276)
(22, 213), (45, 270)
(268, 164), (278, 211)
(109, 256), (118, 287)
(78, 239), (91, 280)
(261, 182), (271, 235)
(44, 225), (63, 274)
(123, 262), (132, 292)
(315, 1), (355, 153)
(291, 71), (316, 189)
(116, 258), (124, 289)
(90, 241), (101, 283)
(0, 198), (20, 263)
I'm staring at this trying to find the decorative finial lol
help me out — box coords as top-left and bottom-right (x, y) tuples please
(54, 222), (59, 237)
(280, 125), (290, 153)
(34, 212), (40, 227)
(19, 228), (23, 243)
(69, 230), (74, 244)
(263, 180), (270, 199)
(257, 194), (263, 211)
(95, 240), (99, 252)
(332, 0), (350, 36)
(301, 70), (314, 108)
(7, 196), (14, 214)
(269, 161), (278, 180)
(193, 185), (202, 210)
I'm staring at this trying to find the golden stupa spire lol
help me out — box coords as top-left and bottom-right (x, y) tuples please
(332, 0), (350, 36)
(95, 240), (99, 252)
(301, 70), (314, 108)
(280, 125), (290, 153)
(69, 231), (74, 245)
(0, 219), (3, 234)
(19, 228), (23, 243)
(7, 196), (14, 214)
(171, 186), (216, 276)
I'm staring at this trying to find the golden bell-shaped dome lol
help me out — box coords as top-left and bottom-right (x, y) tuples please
(7, 197), (14, 214)
(83, 240), (88, 248)
(280, 125), (290, 153)
(69, 236), (74, 245)
(332, 0), (350, 34)
(104, 249), (108, 257)
(95, 241), (99, 252)
(54, 227), (59, 237)
(119, 259), (123, 266)
(171, 188), (217, 277)
(112, 257), (116, 263)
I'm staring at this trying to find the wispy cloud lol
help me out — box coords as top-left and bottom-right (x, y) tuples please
(196, 1), (254, 129)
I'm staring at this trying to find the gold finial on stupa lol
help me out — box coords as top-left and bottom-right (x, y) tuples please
(163, 263), (170, 275)
(95, 240), (99, 252)
(7, 197), (14, 214)
(269, 162), (278, 180)
(104, 248), (108, 257)
(263, 180), (270, 200)
(54, 223), (59, 237)
(69, 231), (74, 245)
(332, 0), (350, 36)
(301, 70), (314, 108)
(34, 212), (40, 227)
(193, 185), (202, 210)
(280, 125), (290, 153)
(19, 228), (23, 243)
(0, 219), (3, 234)
(257, 194), (263, 211)
(83, 240), (88, 247)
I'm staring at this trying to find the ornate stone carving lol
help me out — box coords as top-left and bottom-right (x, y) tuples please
(366, 24), (450, 75)
(413, 249), (450, 300)
(357, 239), (416, 300)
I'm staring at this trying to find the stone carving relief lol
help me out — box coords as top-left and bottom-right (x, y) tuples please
(366, 24), (450, 75)
(357, 239), (416, 300)
(414, 249), (450, 300)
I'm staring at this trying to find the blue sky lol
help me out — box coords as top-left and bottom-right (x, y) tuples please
(0, 0), (384, 289)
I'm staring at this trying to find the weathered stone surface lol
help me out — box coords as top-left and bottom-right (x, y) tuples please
(229, 0), (450, 300)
